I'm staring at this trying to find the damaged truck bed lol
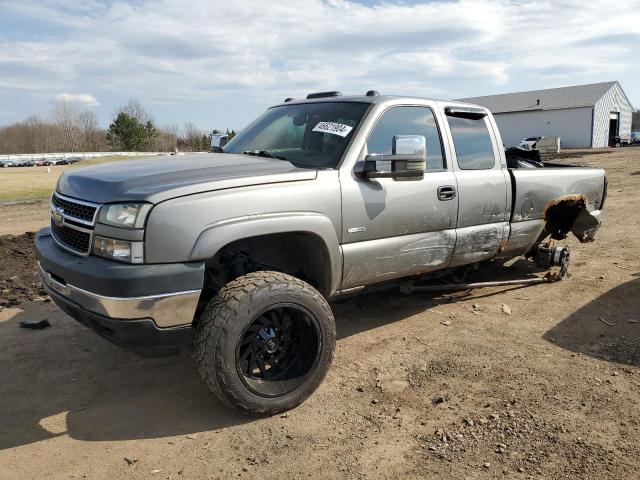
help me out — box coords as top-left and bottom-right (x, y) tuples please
(506, 168), (603, 251)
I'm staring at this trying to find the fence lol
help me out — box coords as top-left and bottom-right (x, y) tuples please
(0, 152), (170, 162)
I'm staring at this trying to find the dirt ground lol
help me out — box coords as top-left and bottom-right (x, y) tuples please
(0, 200), (50, 236)
(0, 148), (639, 479)
(0, 232), (43, 307)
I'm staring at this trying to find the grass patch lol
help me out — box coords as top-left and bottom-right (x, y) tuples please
(0, 155), (147, 202)
(0, 188), (55, 202)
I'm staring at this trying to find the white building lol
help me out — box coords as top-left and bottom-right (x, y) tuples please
(459, 81), (633, 148)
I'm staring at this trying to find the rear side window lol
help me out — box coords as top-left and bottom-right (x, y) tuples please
(447, 116), (496, 170)
(367, 106), (445, 170)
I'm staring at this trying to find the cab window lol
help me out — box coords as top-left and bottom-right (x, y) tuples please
(447, 116), (496, 170)
(366, 106), (445, 170)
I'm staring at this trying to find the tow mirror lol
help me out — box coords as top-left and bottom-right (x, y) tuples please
(355, 135), (426, 179)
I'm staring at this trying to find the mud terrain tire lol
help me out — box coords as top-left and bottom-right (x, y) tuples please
(195, 271), (335, 415)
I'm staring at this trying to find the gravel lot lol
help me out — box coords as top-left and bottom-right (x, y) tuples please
(0, 148), (638, 479)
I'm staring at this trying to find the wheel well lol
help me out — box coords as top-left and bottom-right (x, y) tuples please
(200, 232), (332, 305)
(540, 195), (588, 241)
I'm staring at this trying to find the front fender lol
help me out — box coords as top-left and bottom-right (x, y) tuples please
(191, 212), (343, 296)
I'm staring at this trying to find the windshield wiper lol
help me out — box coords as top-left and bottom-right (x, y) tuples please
(242, 150), (289, 161)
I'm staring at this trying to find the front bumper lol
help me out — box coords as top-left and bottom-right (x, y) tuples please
(35, 228), (205, 356)
(46, 287), (194, 357)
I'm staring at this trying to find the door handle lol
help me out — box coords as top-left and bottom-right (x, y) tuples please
(437, 185), (456, 201)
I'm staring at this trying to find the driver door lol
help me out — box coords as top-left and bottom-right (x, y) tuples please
(340, 105), (458, 289)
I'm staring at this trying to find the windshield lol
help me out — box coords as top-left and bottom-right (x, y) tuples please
(223, 102), (370, 168)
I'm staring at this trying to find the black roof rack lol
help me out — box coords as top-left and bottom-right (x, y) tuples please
(306, 91), (342, 99)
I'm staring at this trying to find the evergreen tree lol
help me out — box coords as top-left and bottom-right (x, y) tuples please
(106, 113), (157, 151)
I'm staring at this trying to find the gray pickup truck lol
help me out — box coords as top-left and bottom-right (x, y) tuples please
(35, 91), (606, 415)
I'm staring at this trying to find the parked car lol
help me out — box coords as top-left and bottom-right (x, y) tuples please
(52, 158), (71, 165)
(16, 159), (36, 167)
(517, 136), (542, 150)
(36, 91), (606, 415)
(631, 132), (640, 145)
(35, 159), (53, 166)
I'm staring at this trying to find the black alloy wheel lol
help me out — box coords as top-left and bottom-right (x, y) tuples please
(236, 304), (320, 397)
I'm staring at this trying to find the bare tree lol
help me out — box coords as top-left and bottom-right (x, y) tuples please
(52, 101), (80, 152)
(23, 116), (42, 153)
(0, 116), (56, 154)
(0, 123), (22, 154)
(77, 110), (102, 151)
(181, 122), (204, 151)
(153, 123), (179, 152)
(0, 111), (107, 154)
(118, 99), (154, 124)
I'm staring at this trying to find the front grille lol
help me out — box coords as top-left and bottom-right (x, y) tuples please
(52, 193), (98, 223)
(50, 193), (99, 256)
(51, 219), (92, 255)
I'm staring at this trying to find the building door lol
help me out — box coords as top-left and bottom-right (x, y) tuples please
(609, 112), (619, 146)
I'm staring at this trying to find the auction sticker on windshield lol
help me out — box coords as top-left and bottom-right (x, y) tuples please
(312, 122), (353, 137)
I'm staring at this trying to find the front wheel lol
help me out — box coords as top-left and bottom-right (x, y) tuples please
(195, 271), (336, 415)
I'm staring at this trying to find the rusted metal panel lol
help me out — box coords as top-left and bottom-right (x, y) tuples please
(498, 219), (544, 257)
(541, 194), (602, 243)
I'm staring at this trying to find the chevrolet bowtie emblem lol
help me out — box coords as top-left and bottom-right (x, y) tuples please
(52, 206), (64, 227)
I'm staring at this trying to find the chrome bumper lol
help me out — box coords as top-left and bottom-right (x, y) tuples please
(38, 262), (201, 328)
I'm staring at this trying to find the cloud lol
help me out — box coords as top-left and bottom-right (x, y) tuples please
(54, 93), (100, 107)
(0, 0), (638, 127)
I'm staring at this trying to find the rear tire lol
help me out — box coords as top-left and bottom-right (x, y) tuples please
(194, 271), (335, 415)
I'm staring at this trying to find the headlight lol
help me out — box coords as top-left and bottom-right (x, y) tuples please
(93, 235), (144, 263)
(98, 203), (151, 229)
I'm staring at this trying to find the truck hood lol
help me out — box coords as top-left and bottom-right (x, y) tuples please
(56, 153), (317, 204)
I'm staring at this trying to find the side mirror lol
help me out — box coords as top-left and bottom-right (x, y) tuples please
(355, 135), (426, 179)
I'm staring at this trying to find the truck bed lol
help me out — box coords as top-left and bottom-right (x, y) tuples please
(502, 167), (605, 257)
(509, 167), (606, 223)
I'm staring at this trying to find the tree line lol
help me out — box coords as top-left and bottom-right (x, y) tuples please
(0, 99), (235, 154)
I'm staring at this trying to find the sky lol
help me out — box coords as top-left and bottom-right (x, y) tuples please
(0, 0), (638, 132)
